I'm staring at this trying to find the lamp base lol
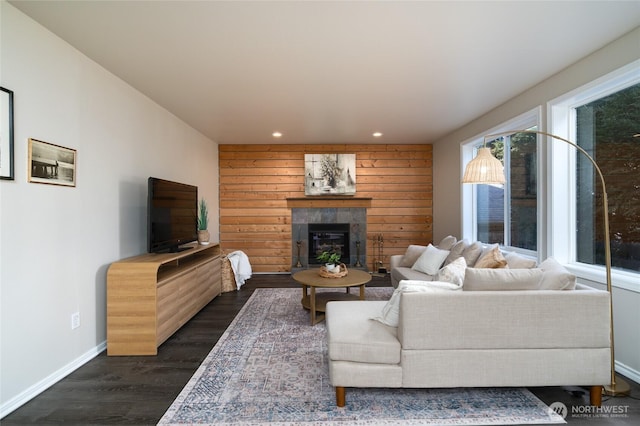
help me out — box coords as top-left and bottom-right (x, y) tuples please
(603, 376), (631, 396)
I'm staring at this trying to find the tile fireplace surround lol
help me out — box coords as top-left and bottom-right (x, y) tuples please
(291, 207), (367, 271)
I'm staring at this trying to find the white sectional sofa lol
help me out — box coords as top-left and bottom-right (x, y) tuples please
(326, 237), (611, 408)
(389, 236), (540, 288)
(327, 285), (610, 408)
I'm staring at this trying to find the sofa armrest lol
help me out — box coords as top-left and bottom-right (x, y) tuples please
(389, 254), (403, 269)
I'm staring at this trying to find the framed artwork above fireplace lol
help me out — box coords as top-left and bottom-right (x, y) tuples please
(304, 153), (356, 196)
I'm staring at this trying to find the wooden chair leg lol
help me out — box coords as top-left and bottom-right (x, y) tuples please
(590, 385), (603, 407)
(336, 386), (346, 407)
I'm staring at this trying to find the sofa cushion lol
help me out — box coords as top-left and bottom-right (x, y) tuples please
(411, 244), (450, 275)
(474, 244), (508, 268)
(399, 244), (428, 267)
(436, 235), (457, 250)
(391, 266), (435, 284)
(462, 241), (484, 266)
(327, 300), (400, 364)
(505, 252), (537, 269)
(373, 280), (462, 327)
(444, 239), (468, 265)
(463, 268), (544, 291)
(539, 257), (577, 290)
(435, 256), (467, 286)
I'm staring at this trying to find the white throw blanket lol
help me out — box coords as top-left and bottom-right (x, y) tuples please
(227, 250), (252, 290)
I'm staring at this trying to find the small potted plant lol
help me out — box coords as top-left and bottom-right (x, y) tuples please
(197, 198), (210, 245)
(316, 249), (342, 273)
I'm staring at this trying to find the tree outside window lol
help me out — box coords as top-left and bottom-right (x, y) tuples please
(576, 83), (640, 272)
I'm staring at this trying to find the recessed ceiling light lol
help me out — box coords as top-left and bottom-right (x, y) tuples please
(272, 132), (283, 138)
(373, 132), (383, 138)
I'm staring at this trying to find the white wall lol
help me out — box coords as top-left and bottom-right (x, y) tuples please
(0, 2), (219, 416)
(433, 27), (640, 382)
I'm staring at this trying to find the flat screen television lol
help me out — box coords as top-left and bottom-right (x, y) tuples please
(147, 177), (198, 253)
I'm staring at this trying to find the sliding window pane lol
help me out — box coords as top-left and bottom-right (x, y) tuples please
(576, 83), (640, 272)
(475, 140), (505, 245)
(509, 132), (537, 250)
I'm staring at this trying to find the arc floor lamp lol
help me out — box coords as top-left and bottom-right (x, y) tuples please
(462, 129), (630, 397)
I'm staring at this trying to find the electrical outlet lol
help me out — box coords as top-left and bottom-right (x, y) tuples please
(71, 312), (80, 330)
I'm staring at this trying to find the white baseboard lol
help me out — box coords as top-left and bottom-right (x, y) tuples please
(0, 341), (107, 419)
(616, 360), (640, 386)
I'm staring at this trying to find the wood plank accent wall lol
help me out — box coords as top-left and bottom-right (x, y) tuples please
(219, 144), (433, 273)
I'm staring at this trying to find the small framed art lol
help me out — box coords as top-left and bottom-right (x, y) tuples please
(28, 138), (77, 187)
(0, 87), (14, 180)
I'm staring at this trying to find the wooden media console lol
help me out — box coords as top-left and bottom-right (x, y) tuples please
(106, 243), (222, 355)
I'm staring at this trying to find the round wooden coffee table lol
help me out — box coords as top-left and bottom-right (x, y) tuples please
(292, 269), (372, 325)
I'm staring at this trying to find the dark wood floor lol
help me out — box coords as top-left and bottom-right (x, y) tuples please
(2, 274), (638, 425)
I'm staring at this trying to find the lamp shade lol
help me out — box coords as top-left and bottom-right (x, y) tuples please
(462, 147), (506, 184)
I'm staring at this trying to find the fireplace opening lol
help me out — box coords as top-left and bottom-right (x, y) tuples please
(308, 223), (350, 265)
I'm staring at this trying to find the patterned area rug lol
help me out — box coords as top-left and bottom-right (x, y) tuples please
(159, 287), (564, 425)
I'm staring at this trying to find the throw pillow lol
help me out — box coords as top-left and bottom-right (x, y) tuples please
(463, 268), (544, 291)
(411, 244), (450, 275)
(373, 279), (462, 327)
(538, 257), (577, 290)
(436, 235), (457, 250)
(474, 244), (508, 269)
(444, 239), (468, 265)
(505, 252), (537, 269)
(435, 256), (467, 286)
(462, 241), (483, 267)
(399, 245), (428, 267)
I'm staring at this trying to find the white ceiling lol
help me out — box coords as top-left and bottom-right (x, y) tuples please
(9, 1), (640, 145)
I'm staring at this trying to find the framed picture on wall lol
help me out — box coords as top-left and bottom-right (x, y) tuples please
(28, 138), (77, 187)
(0, 87), (14, 180)
(304, 153), (356, 196)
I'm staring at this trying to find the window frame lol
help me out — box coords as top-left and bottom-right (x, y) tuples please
(548, 59), (640, 291)
(460, 107), (542, 256)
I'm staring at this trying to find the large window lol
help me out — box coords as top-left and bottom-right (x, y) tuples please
(575, 82), (640, 273)
(549, 60), (639, 288)
(476, 131), (538, 250)
(463, 62), (640, 288)
(462, 110), (540, 254)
